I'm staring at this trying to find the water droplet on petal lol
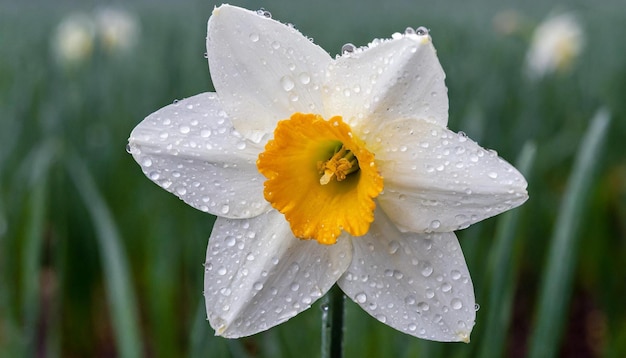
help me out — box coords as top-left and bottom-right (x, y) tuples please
(421, 263), (433, 277)
(256, 9), (272, 18)
(425, 288), (435, 299)
(355, 292), (367, 303)
(417, 301), (430, 311)
(280, 75), (295, 91)
(404, 27), (416, 35)
(451, 270), (461, 280)
(388, 241), (400, 254)
(298, 72), (311, 85)
(415, 26), (429, 36)
(451, 298), (463, 310)
(249, 33), (260, 42)
(341, 43), (356, 54)
(224, 236), (236, 247)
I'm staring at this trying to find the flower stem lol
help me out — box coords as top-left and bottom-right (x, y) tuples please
(321, 284), (345, 358)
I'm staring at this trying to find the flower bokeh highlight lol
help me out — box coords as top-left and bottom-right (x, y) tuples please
(525, 12), (584, 79)
(52, 7), (140, 66)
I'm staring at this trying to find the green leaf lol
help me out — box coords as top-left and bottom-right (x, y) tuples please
(20, 175), (48, 356)
(66, 154), (143, 358)
(528, 109), (611, 358)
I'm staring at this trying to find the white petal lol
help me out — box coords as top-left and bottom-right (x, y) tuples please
(325, 33), (448, 133)
(338, 209), (475, 342)
(207, 5), (332, 143)
(128, 93), (270, 219)
(204, 210), (352, 338)
(375, 119), (528, 232)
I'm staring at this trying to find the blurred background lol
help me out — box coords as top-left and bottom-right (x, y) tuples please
(1, 0), (625, 357)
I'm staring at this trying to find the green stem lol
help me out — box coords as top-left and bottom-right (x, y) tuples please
(321, 284), (345, 358)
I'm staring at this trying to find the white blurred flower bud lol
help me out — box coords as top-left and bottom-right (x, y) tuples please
(95, 7), (140, 55)
(52, 13), (96, 65)
(525, 12), (584, 79)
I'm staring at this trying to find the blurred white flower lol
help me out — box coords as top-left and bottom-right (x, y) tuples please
(52, 13), (96, 65)
(525, 12), (584, 79)
(95, 7), (140, 54)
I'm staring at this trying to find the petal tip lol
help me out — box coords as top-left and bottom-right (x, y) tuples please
(458, 331), (471, 343)
(210, 316), (237, 338)
(212, 3), (231, 15)
(215, 324), (227, 336)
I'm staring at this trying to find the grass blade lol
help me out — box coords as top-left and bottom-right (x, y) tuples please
(20, 175), (48, 356)
(66, 154), (143, 358)
(528, 109), (611, 358)
(478, 142), (536, 358)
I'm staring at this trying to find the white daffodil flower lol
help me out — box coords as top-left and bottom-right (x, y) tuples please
(128, 4), (528, 342)
(525, 12), (584, 79)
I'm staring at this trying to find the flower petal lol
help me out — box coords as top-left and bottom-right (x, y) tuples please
(204, 210), (352, 338)
(338, 209), (475, 342)
(128, 93), (270, 219)
(375, 119), (528, 232)
(207, 5), (332, 143)
(324, 32), (448, 132)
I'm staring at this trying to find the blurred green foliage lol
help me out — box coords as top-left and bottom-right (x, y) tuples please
(1, 0), (625, 357)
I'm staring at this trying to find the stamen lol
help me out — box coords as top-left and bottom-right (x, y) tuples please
(317, 144), (360, 185)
